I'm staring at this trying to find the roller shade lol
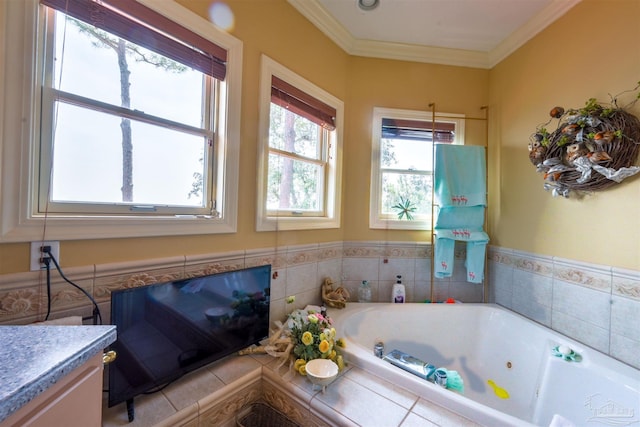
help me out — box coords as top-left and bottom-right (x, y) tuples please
(40, 0), (227, 80)
(271, 76), (336, 130)
(382, 118), (455, 143)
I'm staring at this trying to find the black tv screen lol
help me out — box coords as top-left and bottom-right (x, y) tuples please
(108, 264), (271, 409)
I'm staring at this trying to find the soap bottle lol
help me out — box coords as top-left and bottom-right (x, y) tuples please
(392, 275), (405, 303)
(358, 280), (372, 302)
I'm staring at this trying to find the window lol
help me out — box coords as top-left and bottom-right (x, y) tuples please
(369, 107), (465, 230)
(256, 55), (343, 231)
(0, 0), (243, 241)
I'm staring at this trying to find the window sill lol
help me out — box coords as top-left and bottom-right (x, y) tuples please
(256, 216), (340, 232)
(369, 218), (433, 231)
(0, 215), (237, 242)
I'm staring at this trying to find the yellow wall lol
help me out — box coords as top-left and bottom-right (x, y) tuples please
(0, 0), (351, 273)
(343, 56), (489, 242)
(489, 0), (640, 270)
(1, 0), (638, 274)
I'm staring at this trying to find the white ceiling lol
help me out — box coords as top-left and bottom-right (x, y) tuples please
(287, 0), (581, 68)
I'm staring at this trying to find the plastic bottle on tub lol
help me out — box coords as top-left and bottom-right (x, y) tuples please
(358, 280), (372, 302)
(392, 275), (405, 303)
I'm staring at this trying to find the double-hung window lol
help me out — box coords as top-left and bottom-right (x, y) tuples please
(256, 55), (343, 231)
(0, 0), (242, 241)
(370, 107), (465, 230)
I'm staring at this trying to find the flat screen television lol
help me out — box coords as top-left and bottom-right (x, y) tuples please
(108, 264), (271, 421)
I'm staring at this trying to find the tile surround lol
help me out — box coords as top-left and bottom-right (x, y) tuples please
(489, 246), (640, 369)
(1, 241), (638, 370)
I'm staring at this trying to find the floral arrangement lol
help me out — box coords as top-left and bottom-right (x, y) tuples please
(286, 305), (345, 375)
(239, 297), (345, 377)
(528, 81), (640, 197)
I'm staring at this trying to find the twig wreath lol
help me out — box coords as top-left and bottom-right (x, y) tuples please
(528, 81), (640, 197)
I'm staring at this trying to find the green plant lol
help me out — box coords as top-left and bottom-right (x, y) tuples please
(392, 196), (417, 220)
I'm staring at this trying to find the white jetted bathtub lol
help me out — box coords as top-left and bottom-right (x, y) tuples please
(328, 303), (640, 427)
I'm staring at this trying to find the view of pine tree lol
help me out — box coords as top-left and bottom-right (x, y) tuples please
(70, 18), (188, 202)
(279, 109), (296, 209)
(268, 104), (321, 211)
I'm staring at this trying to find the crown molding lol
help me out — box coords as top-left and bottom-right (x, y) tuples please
(350, 39), (490, 69)
(287, 0), (356, 52)
(488, 0), (583, 67)
(287, 0), (582, 70)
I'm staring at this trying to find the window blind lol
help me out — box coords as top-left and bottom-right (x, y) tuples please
(40, 0), (227, 80)
(271, 76), (336, 130)
(382, 118), (455, 143)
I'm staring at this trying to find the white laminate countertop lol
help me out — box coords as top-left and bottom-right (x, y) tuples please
(0, 325), (117, 422)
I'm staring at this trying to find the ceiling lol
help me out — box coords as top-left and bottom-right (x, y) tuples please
(287, 0), (581, 69)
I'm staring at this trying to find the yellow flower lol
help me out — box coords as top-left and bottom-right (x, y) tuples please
(301, 331), (314, 346)
(319, 332), (327, 341)
(286, 295), (296, 304)
(336, 338), (346, 348)
(336, 355), (345, 371)
(298, 364), (307, 376)
(307, 314), (319, 323)
(319, 339), (330, 354)
(294, 359), (306, 371)
(329, 350), (337, 360)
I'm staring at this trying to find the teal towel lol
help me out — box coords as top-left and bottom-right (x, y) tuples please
(435, 206), (485, 229)
(435, 145), (486, 207)
(434, 233), (454, 278)
(465, 240), (487, 283)
(434, 229), (489, 243)
(434, 229), (489, 283)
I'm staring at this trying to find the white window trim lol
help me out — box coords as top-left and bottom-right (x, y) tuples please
(369, 107), (465, 231)
(0, 0), (243, 242)
(256, 55), (343, 232)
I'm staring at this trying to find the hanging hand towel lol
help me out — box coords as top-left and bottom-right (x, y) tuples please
(434, 205), (485, 229)
(434, 232), (455, 279)
(435, 145), (486, 207)
(465, 240), (488, 284)
(434, 229), (489, 243)
(434, 228), (489, 283)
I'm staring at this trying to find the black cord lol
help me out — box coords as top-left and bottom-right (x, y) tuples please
(43, 249), (103, 325)
(44, 257), (52, 321)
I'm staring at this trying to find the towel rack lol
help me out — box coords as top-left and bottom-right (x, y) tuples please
(428, 103), (489, 303)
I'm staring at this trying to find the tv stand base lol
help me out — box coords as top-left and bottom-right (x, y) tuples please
(126, 398), (134, 422)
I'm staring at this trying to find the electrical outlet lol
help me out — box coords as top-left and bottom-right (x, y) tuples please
(30, 241), (60, 271)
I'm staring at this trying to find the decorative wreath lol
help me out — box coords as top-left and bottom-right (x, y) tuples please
(528, 82), (640, 197)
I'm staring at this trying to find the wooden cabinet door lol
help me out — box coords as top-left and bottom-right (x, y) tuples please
(1, 353), (103, 427)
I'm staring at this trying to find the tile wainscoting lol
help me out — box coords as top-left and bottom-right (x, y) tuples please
(488, 246), (640, 369)
(0, 241), (638, 369)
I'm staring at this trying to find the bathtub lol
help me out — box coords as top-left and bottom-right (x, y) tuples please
(328, 303), (640, 427)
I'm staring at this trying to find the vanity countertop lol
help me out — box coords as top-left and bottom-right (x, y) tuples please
(0, 325), (116, 422)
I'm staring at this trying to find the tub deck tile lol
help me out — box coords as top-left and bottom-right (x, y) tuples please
(102, 390), (178, 427)
(343, 365), (419, 409)
(400, 412), (439, 427)
(103, 353), (484, 427)
(412, 397), (482, 426)
(311, 374), (410, 426)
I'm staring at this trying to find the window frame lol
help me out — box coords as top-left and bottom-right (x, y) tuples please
(39, 7), (218, 216)
(256, 55), (343, 232)
(0, 0), (243, 242)
(369, 107), (465, 230)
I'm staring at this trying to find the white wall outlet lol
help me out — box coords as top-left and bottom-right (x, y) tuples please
(30, 241), (60, 271)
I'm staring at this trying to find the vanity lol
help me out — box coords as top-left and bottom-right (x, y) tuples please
(0, 325), (116, 427)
